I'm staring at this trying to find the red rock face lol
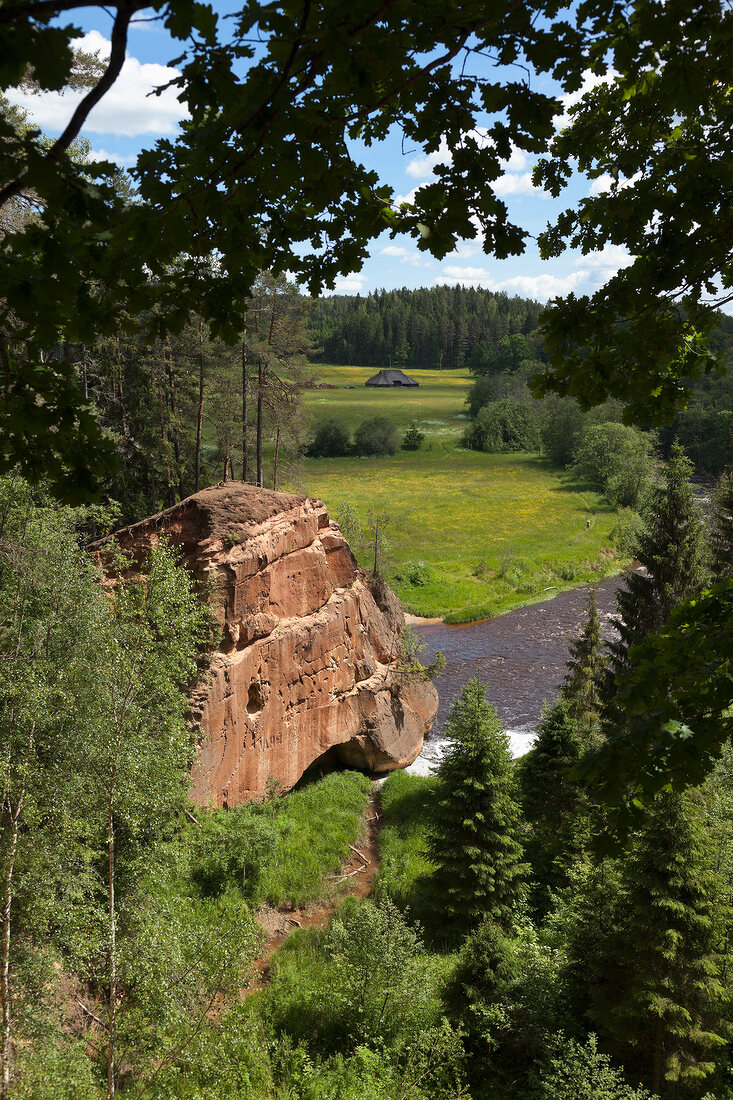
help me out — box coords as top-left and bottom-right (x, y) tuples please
(103, 483), (438, 804)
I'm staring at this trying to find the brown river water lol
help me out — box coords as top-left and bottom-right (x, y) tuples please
(407, 570), (637, 773)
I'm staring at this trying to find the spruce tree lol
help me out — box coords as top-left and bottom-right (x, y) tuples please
(428, 677), (525, 933)
(518, 699), (586, 918)
(562, 587), (604, 747)
(585, 792), (726, 1094)
(709, 469), (733, 583)
(605, 444), (705, 710)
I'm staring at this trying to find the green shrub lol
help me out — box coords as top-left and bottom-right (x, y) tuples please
(463, 397), (541, 453)
(191, 809), (278, 900)
(609, 508), (647, 556)
(536, 1034), (653, 1099)
(309, 418), (352, 457)
(401, 421), (426, 450)
(572, 422), (656, 508)
(393, 560), (433, 587)
(265, 897), (449, 1058)
(15, 1041), (103, 1100)
(354, 416), (399, 456)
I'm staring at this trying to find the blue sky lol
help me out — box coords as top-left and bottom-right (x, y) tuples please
(7, 5), (634, 302)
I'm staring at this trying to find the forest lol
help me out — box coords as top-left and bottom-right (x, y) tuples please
(307, 287), (544, 370)
(1, 0), (732, 1096)
(1, 451), (732, 1099)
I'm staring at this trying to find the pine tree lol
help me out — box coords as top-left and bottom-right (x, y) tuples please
(518, 699), (586, 918)
(709, 469), (733, 583)
(606, 444), (705, 704)
(562, 587), (604, 747)
(585, 792), (726, 1094)
(428, 677), (525, 933)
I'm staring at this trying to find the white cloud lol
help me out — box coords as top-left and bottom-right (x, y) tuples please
(379, 245), (432, 268)
(588, 170), (642, 197)
(436, 245), (634, 300)
(434, 245), (634, 301)
(576, 244), (633, 272)
(405, 133), (530, 185)
(437, 265), (587, 300)
(440, 265), (492, 283)
(405, 138), (451, 181)
(493, 171), (546, 198)
(499, 146), (528, 174)
(330, 273), (368, 293)
(88, 148), (138, 167)
(5, 30), (188, 137)
(393, 185), (422, 208)
(588, 173), (614, 196)
(555, 68), (617, 130)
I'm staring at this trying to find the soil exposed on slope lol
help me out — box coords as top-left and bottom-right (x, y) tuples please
(248, 787), (382, 992)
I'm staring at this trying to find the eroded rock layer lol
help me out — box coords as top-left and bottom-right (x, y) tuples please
(105, 483), (438, 804)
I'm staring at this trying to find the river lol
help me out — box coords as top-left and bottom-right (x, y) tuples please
(406, 571), (635, 775)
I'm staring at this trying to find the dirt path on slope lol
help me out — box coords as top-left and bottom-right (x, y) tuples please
(247, 785), (382, 992)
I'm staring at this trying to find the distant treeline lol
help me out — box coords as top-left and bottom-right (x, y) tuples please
(308, 285), (544, 369)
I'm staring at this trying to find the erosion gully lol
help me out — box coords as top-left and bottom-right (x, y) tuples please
(248, 789), (382, 992)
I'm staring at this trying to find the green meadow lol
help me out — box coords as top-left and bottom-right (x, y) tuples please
(287, 364), (626, 622)
(303, 364), (471, 437)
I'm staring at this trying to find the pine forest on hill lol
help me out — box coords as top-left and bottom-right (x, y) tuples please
(308, 285), (545, 369)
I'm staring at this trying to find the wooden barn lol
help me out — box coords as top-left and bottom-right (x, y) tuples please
(364, 369), (419, 388)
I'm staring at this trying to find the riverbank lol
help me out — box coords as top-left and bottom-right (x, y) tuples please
(405, 563), (628, 626)
(408, 571), (628, 772)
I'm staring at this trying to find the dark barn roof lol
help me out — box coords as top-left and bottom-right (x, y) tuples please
(365, 369), (419, 387)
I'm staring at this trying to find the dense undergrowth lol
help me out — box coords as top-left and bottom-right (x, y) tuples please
(189, 770), (373, 909)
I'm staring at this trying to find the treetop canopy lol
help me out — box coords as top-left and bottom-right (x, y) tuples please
(0, 0), (731, 494)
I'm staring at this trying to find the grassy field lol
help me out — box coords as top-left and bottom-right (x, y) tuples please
(208, 361), (627, 621)
(303, 364), (471, 438)
(289, 364), (626, 622)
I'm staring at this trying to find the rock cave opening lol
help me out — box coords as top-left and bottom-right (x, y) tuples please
(247, 681), (264, 715)
(294, 745), (346, 789)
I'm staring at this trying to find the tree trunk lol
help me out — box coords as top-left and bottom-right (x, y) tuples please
(107, 799), (116, 1100)
(195, 319), (205, 494)
(165, 338), (186, 501)
(241, 311), (249, 483)
(158, 377), (175, 510)
(273, 424), (280, 491)
(652, 1014), (663, 1095)
(256, 358), (264, 488)
(1, 792), (23, 1100)
(116, 330), (128, 438)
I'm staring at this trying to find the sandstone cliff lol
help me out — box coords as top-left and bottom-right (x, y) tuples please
(104, 483), (438, 804)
